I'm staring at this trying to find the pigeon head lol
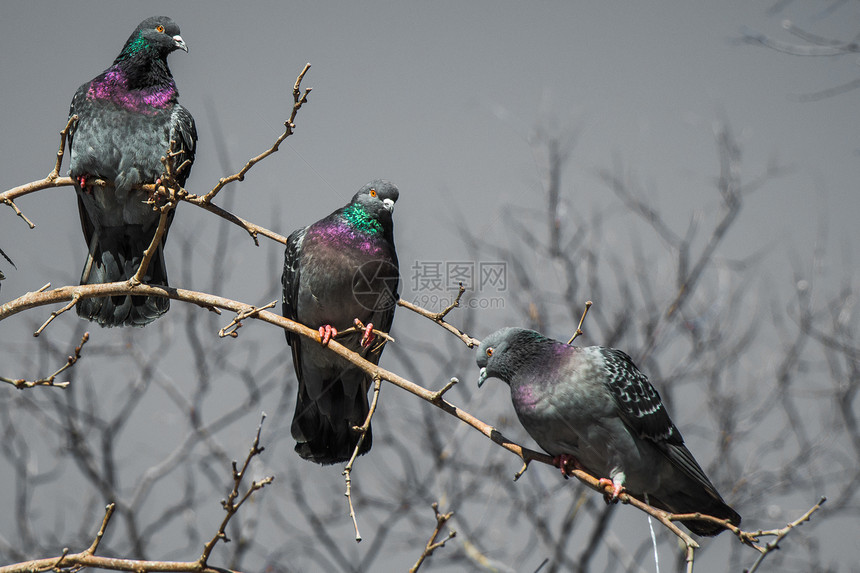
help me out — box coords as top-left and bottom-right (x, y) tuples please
(477, 327), (549, 387)
(342, 180), (399, 234)
(89, 17), (187, 110)
(116, 16), (187, 63)
(351, 179), (398, 215)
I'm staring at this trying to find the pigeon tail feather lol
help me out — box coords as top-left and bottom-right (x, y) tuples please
(76, 226), (169, 327)
(290, 370), (373, 465)
(644, 486), (741, 536)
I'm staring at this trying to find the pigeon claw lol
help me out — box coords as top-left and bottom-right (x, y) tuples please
(78, 175), (92, 194)
(597, 478), (624, 503)
(318, 325), (338, 346)
(553, 453), (583, 478)
(360, 321), (375, 348)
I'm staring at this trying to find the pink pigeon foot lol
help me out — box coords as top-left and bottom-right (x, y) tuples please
(597, 478), (624, 503)
(552, 453), (583, 478)
(78, 175), (92, 194)
(359, 320), (375, 348)
(318, 324), (338, 346)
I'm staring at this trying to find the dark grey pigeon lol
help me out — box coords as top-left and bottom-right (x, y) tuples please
(476, 327), (741, 536)
(68, 16), (196, 327)
(282, 180), (400, 465)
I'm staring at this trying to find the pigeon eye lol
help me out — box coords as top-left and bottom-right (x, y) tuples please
(369, 189), (377, 198)
(156, 25), (165, 33)
(486, 348), (494, 357)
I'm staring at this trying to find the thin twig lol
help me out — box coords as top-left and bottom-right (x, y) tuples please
(2, 196), (35, 229)
(567, 300), (592, 344)
(130, 138), (189, 285)
(743, 497), (826, 571)
(51, 115), (78, 180)
(50, 548), (70, 571)
(1, 174), (288, 244)
(409, 502), (456, 573)
(342, 376), (383, 542)
(198, 63), (312, 204)
(430, 377), (458, 402)
(33, 294), (80, 336)
(85, 503), (116, 555)
(198, 414), (273, 566)
(180, 195), (288, 245)
(398, 283), (480, 347)
(219, 300), (278, 338)
(0, 427), (273, 573)
(132, 203), (173, 285)
(0, 332), (88, 389)
(0, 115), (77, 229)
(513, 460), (531, 481)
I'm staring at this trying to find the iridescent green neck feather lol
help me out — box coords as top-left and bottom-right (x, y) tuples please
(342, 203), (383, 234)
(116, 32), (150, 62)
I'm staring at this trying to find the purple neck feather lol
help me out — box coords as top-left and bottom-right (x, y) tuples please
(87, 67), (176, 113)
(311, 220), (385, 256)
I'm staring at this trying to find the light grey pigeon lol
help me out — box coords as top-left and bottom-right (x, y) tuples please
(68, 16), (196, 327)
(282, 180), (400, 465)
(476, 326), (741, 536)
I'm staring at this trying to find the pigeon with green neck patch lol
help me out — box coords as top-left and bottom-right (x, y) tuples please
(68, 16), (196, 327)
(282, 180), (400, 465)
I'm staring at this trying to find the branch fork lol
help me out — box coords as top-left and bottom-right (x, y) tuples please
(398, 283), (481, 348)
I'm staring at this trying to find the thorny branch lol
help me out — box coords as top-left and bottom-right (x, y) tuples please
(0, 331), (88, 389)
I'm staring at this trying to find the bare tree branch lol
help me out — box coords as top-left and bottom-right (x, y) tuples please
(0, 417), (272, 573)
(408, 502), (456, 573)
(196, 63), (312, 204)
(0, 331), (87, 389)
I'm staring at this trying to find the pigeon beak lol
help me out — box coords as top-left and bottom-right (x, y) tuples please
(478, 367), (488, 388)
(173, 35), (188, 53)
(382, 198), (395, 213)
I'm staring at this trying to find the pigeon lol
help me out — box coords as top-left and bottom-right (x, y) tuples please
(68, 16), (197, 327)
(282, 180), (400, 465)
(476, 327), (741, 536)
